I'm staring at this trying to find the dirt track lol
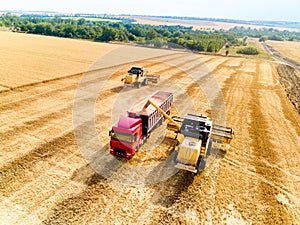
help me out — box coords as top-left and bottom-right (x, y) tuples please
(1, 39), (300, 224)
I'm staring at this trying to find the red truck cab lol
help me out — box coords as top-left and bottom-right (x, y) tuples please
(110, 116), (144, 159)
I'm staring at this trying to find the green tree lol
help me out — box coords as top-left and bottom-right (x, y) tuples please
(116, 26), (129, 41)
(146, 28), (158, 40)
(128, 25), (146, 37)
(33, 23), (53, 35)
(96, 26), (117, 42)
(77, 18), (86, 26)
(76, 26), (89, 39)
(62, 24), (76, 38)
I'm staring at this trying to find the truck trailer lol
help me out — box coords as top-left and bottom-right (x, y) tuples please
(109, 91), (173, 158)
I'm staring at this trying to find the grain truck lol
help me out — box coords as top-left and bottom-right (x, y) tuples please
(109, 91), (173, 158)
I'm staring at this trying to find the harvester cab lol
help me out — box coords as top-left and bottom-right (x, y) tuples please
(128, 66), (146, 77)
(122, 66), (147, 88)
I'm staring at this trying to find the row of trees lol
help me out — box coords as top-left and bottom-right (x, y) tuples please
(0, 14), (235, 52)
(1, 14), (300, 52)
(228, 26), (300, 41)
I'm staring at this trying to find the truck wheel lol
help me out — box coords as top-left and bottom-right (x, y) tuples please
(136, 83), (141, 88)
(142, 136), (147, 144)
(198, 158), (206, 172)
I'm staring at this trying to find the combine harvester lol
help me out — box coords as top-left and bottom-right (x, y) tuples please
(109, 91), (234, 173)
(121, 66), (160, 88)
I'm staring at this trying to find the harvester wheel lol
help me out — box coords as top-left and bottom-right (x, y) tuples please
(207, 139), (213, 156)
(143, 79), (148, 86)
(198, 158), (206, 172)
(173, 151), (178, 163)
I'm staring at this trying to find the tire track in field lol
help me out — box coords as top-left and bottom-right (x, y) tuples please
(0, 92), (118, 196)
(0, 77), (80, 107)
(0, 83), (78, 112)
(144, 59), (240, 224)
(3, 51), (184, 92)
(0, 53), (187, 163)
(0, 130), (75, 197)
(3, 101), (71, 129)
(246, 62), (299, 223)
(217, 60), (262, 223)
(156, 59), (253, 224)
(41, 173), (112, 225)
(1, 114), (112, 224)
(138, 58), (253, 224)
(0, 52), (185, 108)
(157, 56), (220, 82)
(217, 59), (299, 223)
(0, 55), (190, 208)
(0, 52), (186, 133)
(0, 152), (86, 225)
(0, 53), (190, 158)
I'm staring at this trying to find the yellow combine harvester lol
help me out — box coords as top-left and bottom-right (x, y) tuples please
(121, 66), (160, 88)
(144, 99), (234, 173)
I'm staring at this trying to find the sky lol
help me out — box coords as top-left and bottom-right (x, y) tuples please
(1, 0), (300, 22)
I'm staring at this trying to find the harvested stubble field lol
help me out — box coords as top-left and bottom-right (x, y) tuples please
(0, 31), (120, 89)
(267, 40), (300, 64)
(1, 32), (300, 225)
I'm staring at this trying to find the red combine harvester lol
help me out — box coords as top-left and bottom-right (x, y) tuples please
(109, 91), (173, 158)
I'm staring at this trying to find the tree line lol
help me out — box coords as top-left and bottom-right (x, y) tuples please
(227, 26), (300, 41)
(1, 14), (300, 53)
(0, 14), (235, 52)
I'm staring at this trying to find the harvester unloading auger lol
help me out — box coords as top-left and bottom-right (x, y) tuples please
(143, 98), (234, 173)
